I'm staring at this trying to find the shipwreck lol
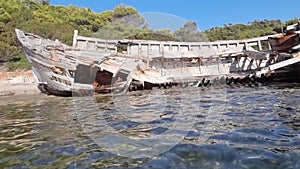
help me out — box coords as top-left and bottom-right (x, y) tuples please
(15, 22), (300, 96)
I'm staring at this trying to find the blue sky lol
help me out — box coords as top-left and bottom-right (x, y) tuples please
(51, 0), (299, 31)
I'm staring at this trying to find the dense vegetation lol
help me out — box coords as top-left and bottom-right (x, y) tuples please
(205, 19), (299, 41)
(0, 0), (298, 70)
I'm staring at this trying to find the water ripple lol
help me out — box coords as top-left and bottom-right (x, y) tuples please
(0, 85), (300, 168)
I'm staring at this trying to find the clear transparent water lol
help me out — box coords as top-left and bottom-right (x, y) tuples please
(1, 84), (300, 168)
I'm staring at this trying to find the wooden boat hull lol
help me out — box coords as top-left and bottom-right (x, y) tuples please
(16, 29), (100, 96)
(15, 28), (300, 96)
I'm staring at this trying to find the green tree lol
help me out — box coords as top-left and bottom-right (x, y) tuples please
(174, 21), (208, 42)
(113, 4), (138, 19)
(0, 0), (298, 70)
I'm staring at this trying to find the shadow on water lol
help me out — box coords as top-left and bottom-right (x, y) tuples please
(0, 84), (300, 168)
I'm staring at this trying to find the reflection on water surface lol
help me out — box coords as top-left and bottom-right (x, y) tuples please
(1, 84), (300, 168)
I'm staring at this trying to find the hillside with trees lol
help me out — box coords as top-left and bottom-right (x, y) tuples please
(0, 0), (298, 70)
(204, 19), (299, 41)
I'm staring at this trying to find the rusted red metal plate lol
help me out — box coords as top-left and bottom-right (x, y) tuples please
(268, 33), (300, 52)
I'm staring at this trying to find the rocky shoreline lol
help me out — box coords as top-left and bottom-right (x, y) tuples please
(0, 71), (40, 97)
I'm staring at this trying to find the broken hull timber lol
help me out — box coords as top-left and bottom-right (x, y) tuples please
(255, 53), (300, 83)
(268, 33), (300, 52)
(16, 35), (74, 96)
(74, 29), (300, 85)
(16, 29), (125, 96)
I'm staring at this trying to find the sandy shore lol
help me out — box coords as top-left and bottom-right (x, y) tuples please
(0, 70), (40, 97)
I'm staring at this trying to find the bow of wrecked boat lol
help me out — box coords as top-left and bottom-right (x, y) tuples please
(15, 29), (130, 96)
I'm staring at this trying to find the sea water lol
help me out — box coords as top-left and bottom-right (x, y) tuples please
(1, 84), (300, 168)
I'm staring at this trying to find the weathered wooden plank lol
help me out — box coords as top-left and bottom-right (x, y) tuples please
(51, 73), (73, 83)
